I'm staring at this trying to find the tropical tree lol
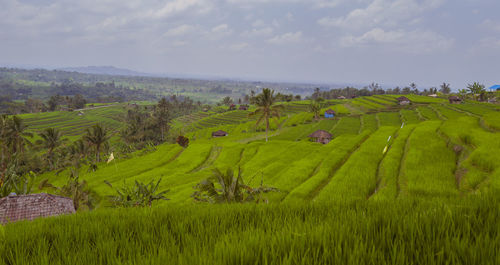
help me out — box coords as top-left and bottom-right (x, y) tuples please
(249, 88), (284, 142)
(39, 176), (97, 211)
(104, 178), (169, 207)
(83, 124), (110, 163)
(440, 83), (451, 94)
(221, 96), (233, 106)
(191, 167), (277, 204)
(309, 101), (321, 121)
(458, 89), (468, 100)
(6, 116), (33, 155)
(154, 97), (170, 142)
(37, 128), (66, 169)
(467, 82), (485, 101)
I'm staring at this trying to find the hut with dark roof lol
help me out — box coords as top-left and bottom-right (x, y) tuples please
(309, 130), (333, 144)
(0, 193), (75, 224)
(324, 109), (336, 118)
(448, 96), (462, 104)
(212, 130), (228, 137)
(397, 96), (411, 105)
(238, 105), (248, 111)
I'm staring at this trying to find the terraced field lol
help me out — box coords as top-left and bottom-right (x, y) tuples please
(40, 95), (500, 205)
(19, 105), (126, 139)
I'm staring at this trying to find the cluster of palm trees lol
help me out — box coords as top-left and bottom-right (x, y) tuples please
(0, 114), (112, 198)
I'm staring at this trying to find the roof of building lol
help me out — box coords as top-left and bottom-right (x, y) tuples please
(449, 96), (461, 101)
(0, 193), (75, 224)
(397, 96), (410, 101)
(309, 130), (333, 139)
(325, 109), (336, 115)
(212, 130), (228, 136)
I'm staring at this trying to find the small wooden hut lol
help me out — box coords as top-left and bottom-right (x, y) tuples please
(397, 96), (411, 105)
(309, 130), (333, 144)
(448, 96), (462, 104)
(238, 105), (248, 111)
(212, 130), (228, 137)
(324, 109), (336, 118)
(0, 193), (75, 224)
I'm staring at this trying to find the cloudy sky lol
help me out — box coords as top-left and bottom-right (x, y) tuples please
(1, 0), (499, 88)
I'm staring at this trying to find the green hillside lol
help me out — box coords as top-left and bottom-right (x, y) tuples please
(38, 95), (500, 204)
(2, 94), (500, 265)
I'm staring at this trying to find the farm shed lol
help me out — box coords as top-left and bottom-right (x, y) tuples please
(0, 193), (75, 224)
(448, 96), (462, 104)
(397, 96), (411, 105)
(238, 105), (248, 110)
(212, 130), (228, 137)
(337, 96), (346, 99)
(309, 130), (333, 144)
(324, 109), (336, 118)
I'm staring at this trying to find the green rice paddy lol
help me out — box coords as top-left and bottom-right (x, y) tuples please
(2, 95), (500, 264)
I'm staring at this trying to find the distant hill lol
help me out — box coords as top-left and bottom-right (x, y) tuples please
(59, 66), (152, 77)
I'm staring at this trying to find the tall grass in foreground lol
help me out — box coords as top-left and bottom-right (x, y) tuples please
(1, 194), (499, 265)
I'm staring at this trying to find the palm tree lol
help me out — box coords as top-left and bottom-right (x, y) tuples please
(467, 82), (485, 101)
(192, 167), (277, 203)
(309, 101), (321, 121)
(37, 128), (66, 169)
(249, 88), (283, 142)
(6, 116), (33, 155)
(458, 89), (468, 100)
(83, 124), (110, 163)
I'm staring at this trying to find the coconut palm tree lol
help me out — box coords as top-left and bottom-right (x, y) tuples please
(37, 128), (66, 169)
(249, 88), (283, 142)
(6, 116), (33, 155)
(309, 101), (321, 121)
(83, 124), (110, 163)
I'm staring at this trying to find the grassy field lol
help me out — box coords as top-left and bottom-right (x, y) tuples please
(1, 195), (499, 265)
(2, 94), (500, 264)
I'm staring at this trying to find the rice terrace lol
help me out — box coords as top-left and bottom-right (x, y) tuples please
(1, 1), (500, 264)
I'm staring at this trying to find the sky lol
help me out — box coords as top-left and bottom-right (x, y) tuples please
(1, 0), (500, 89)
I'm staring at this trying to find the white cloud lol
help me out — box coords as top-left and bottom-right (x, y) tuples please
(242, 27), (274, 37)
(267, 31), (303, 44)
(226, 0), (344, 8)
(150, 0), (213, 19)
(340, 28), (454, 53)
(480, 19), (500, 32)
(228, 42), (250, 51)
(252, 19), (266, 27)
(318, 0), (446, 29)
(163, 24), (196, 37)
(212, 24), (232, 34)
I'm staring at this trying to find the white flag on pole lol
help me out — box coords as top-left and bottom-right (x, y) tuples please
(107, 152), (114, 164)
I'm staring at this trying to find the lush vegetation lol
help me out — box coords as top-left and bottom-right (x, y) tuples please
(1, 89), (499, 264)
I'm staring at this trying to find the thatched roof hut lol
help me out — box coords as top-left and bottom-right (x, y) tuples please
(0, 193), (75, 224)
(448, 96), (462, 104)
(396, 96), (411, 105)
(212, 130), (228, 137)
(238, 105), (248, 110)
(309, 130), (333, 144)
